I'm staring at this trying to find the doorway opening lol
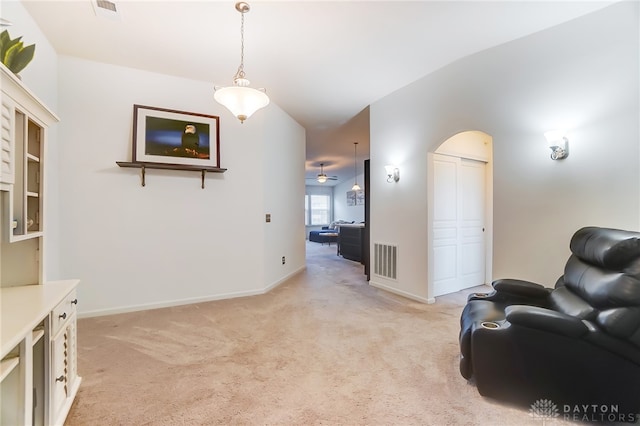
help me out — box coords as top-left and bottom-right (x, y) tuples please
(427, 131), (493, 299)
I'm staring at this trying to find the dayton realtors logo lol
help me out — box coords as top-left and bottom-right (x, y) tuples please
(529, 399), (559, 424)
(530, 399), (640, 423)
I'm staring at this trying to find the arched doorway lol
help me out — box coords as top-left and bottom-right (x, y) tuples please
(427, 131), (493, 298)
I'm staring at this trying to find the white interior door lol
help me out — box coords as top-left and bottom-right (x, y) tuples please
(433, 154), (486, 296)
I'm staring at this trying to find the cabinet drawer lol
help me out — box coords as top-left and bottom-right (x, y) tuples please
(51, 290), (77, 336)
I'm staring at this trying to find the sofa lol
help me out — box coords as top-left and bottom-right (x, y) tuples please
(308, 221), (357, 244)
(308, 227), (339, 245)
(459, 227), (640, 416)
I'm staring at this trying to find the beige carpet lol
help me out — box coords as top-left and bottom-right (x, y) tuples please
(66, 242), (570, 425)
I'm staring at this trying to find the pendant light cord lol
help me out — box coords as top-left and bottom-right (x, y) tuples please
(234, 8), (246, 81)
(353, 143), (358, 185)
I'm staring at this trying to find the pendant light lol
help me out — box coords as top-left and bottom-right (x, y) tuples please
(214, 2), (269, 123)
(352, 142), (361, 191)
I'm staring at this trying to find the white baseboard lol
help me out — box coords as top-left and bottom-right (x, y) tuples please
(79, 266), (306, 319)
(263, 266), (306, 292)
(369, 279), (434, 304)
(78, 290), (264, 318)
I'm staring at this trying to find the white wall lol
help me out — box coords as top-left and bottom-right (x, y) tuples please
(57, 56), (305, 316)
(435, 131), (491, 162)
(0, 2), (58, 108)
(262, 104), (306, 290)
(0, 0), (307, 315)
(370, 2), (639, 301)
(333, 172), (365, 223)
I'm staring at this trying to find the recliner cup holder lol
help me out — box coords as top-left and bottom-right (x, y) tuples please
(480, 321), (500, 329)
(474, 292), (490, 298)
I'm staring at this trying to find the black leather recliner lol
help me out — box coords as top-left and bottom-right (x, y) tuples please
(459, 227), (640, 414)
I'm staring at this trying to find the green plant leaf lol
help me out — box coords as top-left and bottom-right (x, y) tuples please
(0, 30), (11, 55)
(1, 32), (23, 65)
(0, 30), (35, 74)
(9, 43), (35, 74)
(0, 30), (10, 54)
(4, 41), (23, 68)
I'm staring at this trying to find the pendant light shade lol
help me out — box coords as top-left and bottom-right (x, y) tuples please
(213, 83), (269, 123)
(214, 2), (269, 123)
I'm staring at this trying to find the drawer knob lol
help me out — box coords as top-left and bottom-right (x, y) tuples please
(59, 312), (67, 320)
(56, 375), (65, 382)
(71, 299), (78, 305)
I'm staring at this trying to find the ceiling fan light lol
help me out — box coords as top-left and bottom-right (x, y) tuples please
(317, 175), (328, 183)
(214, 85), (270, 123)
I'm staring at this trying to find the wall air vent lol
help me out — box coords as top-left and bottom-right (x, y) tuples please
(374, 243), (397, 280)
(92, 0), (121, 20)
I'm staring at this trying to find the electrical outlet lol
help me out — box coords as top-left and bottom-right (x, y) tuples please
(266, 214), (271, 223)
(282, 256), (285, 265)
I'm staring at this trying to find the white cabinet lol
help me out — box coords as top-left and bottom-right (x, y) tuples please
(0, 281), (81, 426)
(1, 63), (58, 290)
(50, 290), (80, 425)
(0, 65), (79, 425)
(0, 63), (54, 243)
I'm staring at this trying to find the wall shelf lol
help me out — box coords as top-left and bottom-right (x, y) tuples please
(116, 161), (227, 188)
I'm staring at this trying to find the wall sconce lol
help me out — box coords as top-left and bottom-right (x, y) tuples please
(544, 130), (569, 160)
(385, 165), (400, 183)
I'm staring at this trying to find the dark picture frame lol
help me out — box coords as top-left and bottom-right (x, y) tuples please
(132, 104), (220, 168)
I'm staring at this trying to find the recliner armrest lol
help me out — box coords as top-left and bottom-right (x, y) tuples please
(505, 305), (588, 338)
(466, 279), (552, 304)
(493, 279), (552, 299)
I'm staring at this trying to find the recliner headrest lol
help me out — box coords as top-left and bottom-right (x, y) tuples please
(570, 227), (640, 270)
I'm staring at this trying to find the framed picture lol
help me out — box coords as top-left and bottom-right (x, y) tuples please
(347, 190), (356, 206)
(132, 104), (220, 168)
(347, 190), (364, 206)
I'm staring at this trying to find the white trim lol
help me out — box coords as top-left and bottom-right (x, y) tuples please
(369, 279), (434, 304)
(263, 266), (306, 293)
(428, 132), (494, 300)
(79, 266), (306, 318)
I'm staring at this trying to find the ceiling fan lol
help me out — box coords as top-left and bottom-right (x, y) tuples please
(306, 163), (338, 184)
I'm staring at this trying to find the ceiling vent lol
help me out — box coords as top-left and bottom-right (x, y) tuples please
(92, 0), (121, 20)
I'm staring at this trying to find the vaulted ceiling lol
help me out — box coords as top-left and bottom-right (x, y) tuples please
(22, 0), (614, 185)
